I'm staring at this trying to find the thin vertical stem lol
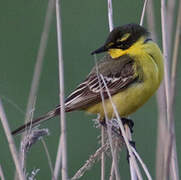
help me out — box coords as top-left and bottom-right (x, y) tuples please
(169, 0), (181, 179)
(125, 125), (138, 180)
(0, 100), (26, 180)
(24, 0), (55, 125)
(146, 1), (167, 179)
(0, 165), (5, 180)
(55, 0), (68, 179)
(100, 75), (143, 180)
(167, 0), (176, 60)
(161, 0), (179, 179)
(53, 136), (62, 180)
(107, 0), (114, 31)
(171, 0), (181, 105)
(101, 127), (105, 180)
(140, 0), (148, 26)
(94, 57), (120, 180)
(15, 1), (55, 178)
(41, 139), (55, 179)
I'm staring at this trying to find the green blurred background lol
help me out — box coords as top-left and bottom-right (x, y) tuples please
(0, 0), (180, 179)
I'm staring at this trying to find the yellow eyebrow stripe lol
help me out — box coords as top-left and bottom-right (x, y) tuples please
(118, 33), (130, 42)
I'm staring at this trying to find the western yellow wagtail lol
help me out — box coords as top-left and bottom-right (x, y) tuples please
(12, 23), (164, 135)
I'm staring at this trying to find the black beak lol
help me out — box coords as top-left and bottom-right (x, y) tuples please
(91, 45), (108, 55)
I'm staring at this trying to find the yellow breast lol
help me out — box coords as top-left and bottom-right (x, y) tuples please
(86, 38), (164, 119)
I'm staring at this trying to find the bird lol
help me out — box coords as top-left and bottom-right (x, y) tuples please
(12, 23), (164, 136)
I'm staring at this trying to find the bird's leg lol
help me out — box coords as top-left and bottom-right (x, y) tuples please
(99, 117), (107, 127)
(126, 140), (136, 163)
(121, 117), (134, 133)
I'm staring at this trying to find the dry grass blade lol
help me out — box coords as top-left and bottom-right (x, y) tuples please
(161, 0), (179, 179)
(71, 143), (110, 180)
(94, 57), (120, 180)
(0, 99), (26, 180)
(101, 127), (106, 180)
(107, 0), (114, 31)
(99, 74), (143, 180)
(131, 147), (152, 179)
(171, 0), (181, 104)
(0, 165), (5, 180)
(24, 0), (55, 126)
(140, 0), (148, 26)
(53, 136), (62, 180)
(167, 0), (176, 59)
(146, 1), (168, 179)
(15, 0), (55, 178)
(54, 0), (68, 179)
(41, 139), (55, 180)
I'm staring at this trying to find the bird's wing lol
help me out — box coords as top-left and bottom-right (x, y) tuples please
(11, 54), (140, 136)
(65, 54), (140, 111)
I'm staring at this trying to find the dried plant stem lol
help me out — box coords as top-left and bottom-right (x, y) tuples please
(140, 0), (148, 26)
(41, 139), (55, 179)
(101, 127), (106, 180)
(109, 141), (120, 180)
(24, 0), (55, 125)
(169, 0), (181, 179)
(109, 160), (115, 180)
(131, 147), (152, 180)
(161, 0), (179, 179)
(55, 0), (68, 179)
(125, 125), (137, 180)
(0, 100), (25, 180)
(106, 2), (121, 179)
(107, 0), (114, 31)
(53, 135), (62, 180)
(71, 143), (110, 180)
(171, 0), (181, 104)
(15, 1), (55, 178)
(94, 57), (120, 180)
(167, 0), (176, 59)
(0, 165), (5, 180)
(100, 75), (143, 180)
(146, 1), (168, 179)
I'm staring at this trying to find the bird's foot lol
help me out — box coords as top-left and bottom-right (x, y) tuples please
(121, 117), (134, 133)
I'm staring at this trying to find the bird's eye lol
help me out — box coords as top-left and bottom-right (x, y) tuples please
(117, 33), (130, 42)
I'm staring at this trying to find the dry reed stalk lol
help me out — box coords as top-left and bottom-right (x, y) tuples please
(125, 125), (137, 180)
(71, 143), (110, 180)
(14, 0), (55, 178)
(54, 0), (68, 179)
(24, 0), (55, 126)
(167, 0), (176, 60)
(101, 127), (106, 180)
(0, 100), (26, 180)
(53, 135), (62, 180)
(105, 1), (121, 179)
(170, 0), (181, 106)
(140, 0), (148, 26)
(41, 139), (55, 179)
(0, 165), (5, 180)
(100, 74), (143, 180)
(169, 0), (181, 179)
(161, 0), (179, 179)
(94, 57), (120, 180)
(107, 0), (114, 31)
(146, 1), (168, 179)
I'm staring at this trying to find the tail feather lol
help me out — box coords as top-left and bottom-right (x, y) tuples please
(11, 107), (60, 136)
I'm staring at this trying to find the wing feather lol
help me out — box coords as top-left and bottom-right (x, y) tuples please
(65, 55), (139, 112)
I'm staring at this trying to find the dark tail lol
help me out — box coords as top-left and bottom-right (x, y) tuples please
(12, 107), (60, 136)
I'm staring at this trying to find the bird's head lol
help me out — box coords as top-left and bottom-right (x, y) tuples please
(91, 23), (150, 58)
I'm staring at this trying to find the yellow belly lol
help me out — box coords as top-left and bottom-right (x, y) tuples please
(85, 82), (157, 119)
